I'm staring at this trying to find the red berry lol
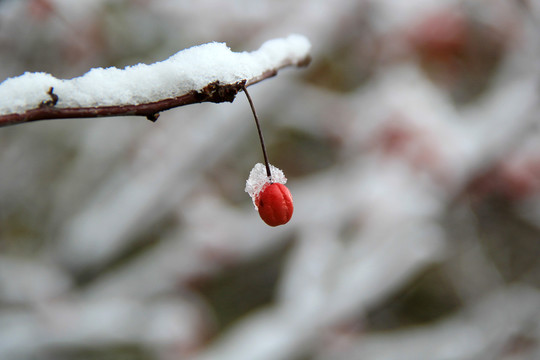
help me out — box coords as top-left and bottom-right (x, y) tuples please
(255, 183), (294, 226)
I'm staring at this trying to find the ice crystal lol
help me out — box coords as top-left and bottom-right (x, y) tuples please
(245, 163), (287, 209)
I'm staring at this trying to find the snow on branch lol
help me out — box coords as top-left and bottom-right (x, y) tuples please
(0, 34), (311, 127)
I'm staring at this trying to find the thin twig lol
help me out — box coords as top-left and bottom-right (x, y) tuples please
(242, 84), (272, 178)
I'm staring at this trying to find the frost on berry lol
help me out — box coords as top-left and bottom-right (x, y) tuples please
(245, 163), (287, 209)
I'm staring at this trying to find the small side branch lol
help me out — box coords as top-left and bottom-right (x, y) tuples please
(39, 87), (58, 108)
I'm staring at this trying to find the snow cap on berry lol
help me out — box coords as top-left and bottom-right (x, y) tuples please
(245, 163), (287, 209)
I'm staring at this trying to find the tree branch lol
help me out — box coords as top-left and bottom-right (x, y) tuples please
(0, 36), (311, 127)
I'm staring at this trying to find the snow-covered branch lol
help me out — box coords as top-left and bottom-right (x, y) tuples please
(0, 34), (311, 127)
(3, 1), (540, 359)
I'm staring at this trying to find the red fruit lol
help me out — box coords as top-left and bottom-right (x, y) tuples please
(256, 183), (294, 226)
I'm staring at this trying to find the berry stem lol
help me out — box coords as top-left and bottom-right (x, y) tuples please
(242, 84), (272, 178)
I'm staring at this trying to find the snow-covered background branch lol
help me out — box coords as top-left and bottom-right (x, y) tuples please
(1, 1), (540, 360)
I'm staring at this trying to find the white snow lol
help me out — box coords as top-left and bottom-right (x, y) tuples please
(245, 163), (287, 209)
(0, 34), (311, 115)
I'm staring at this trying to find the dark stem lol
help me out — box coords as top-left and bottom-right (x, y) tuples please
(242, 84), (272, 178)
